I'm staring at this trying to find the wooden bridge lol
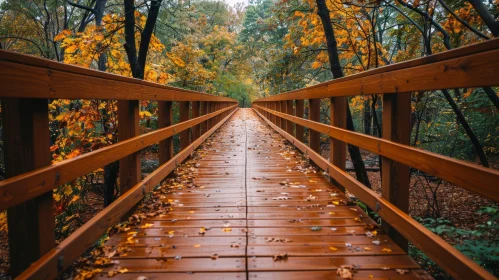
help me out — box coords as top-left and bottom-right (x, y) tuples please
(0, 39), (498, 280)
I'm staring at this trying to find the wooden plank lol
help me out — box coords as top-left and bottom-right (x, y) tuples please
(17, 108), (238, 280)
(192, 101), (201, 141)
(249, 270), (431, 279)
(308, 99), (321, 153)
(382, 93), (410, 251)
(254, 105), (499, 202)
(2, 98), (54, 277)
(253, 108), (494, 279)
(158, 101), (174, 165)
(118, 100), (140, 194)
(249, 256), (421, 271)
(0, 50), (235, 102)
(97, 258), (246, 273)
(94, 272), (245, 280)
(179, 101), (191, 150)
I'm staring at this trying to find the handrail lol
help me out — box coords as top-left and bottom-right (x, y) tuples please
(254, 105), (499, 202)
(252, 39), (499, 279)
(0, 49), (239, 279)
(0, 104), (236, 211)
(253, 108), (493, 279)
(0, 49), (234, 101)
(18, 108), (238, 280)
(255, 38), (499, 101)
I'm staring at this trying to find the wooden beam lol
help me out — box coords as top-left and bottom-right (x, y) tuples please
(330, 97), (347, 192)
(1, 98), (54, 277)
(158, 101), (173, 165)
(179, 101), (191, 150)
(0, 105), (236, 211)
(295, 100), (304, 142)
(286, 100), (293, 135)
(192, 101), (201, 141)
(254, 104), (499, 202)
(18, 107), (238, 280)
(118, 100), (140, 194)
(382, 93), (411, 251)
(308, 99), (321, 153)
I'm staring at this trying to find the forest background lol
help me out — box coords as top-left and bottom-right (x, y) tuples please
(0, 0), (498, 278)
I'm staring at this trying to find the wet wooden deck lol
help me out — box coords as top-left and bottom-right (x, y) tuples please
(95, 109), (432, 279)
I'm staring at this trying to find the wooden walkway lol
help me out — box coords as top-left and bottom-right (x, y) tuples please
(95, 109), (432, 279)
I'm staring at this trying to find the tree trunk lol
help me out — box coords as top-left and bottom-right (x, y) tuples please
(315, 0), (371, 188)
(441, 89), (489, 167)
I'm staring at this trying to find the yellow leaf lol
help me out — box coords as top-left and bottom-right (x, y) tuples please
(118, 268), (129, 273)
(140, 223), (154, 228)
(329, 246), (338, 251)
(71, 195), (80, 203)
(309, 180), (317, 183)
(382, 248), (392, 253)
(364, 247), (372, 251)
(194, 244), (201, 248)
(127, 232), (138, 235)
(222, 228), (232, 232)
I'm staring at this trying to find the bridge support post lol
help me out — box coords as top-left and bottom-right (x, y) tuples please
(118, 100), (141, 194)
(286, 100), (293, 135)
(308, 98), (321, 153)
(2, 98), (54, 277)
(276, 101), (281, 128)
(382, 93), (411, 251)
(271, 102), (276, 124)
(179, 101), (191, 150)
(192, 101), (201, 141)
(330, 97), (347, 192)
(201, 102), (208, 135)
(158, 101), (174, 164)
(295, 100), (304, 142)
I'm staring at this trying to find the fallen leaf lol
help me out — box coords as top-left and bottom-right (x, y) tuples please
(382, 248), (392, 253)
(194, 244), (201, 248)
(140, 223), (153, 229)
(364, 247), (372, 251)
(222, 228), (232, 232)
(396, 269), (409, 275)
(329, 246), (338, 251)
(273, 253), (288, 261)
(211, 254), (219, 260)
(118, 268), (129, 273)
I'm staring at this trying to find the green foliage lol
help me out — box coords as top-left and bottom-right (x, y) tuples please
(411, 207), (499, 278)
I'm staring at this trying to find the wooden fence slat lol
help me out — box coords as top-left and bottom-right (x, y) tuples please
(179, 101), (191, 150)
(382, 93), (411, 251)
(118, 100), (140, 194)
(295, 100), (304, 142)
(1, 98), (54, 277)
(158, 101), (173, 165)
(192, 101), (201, 140)
(330, 97), (347, 191)
(308, 99), (320, 153)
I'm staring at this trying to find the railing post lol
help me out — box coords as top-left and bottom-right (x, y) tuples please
(2, 98), (54, 277)
(192, 101), (201, 141)
(280, 101), (287, 130)
(201, 101), (208, 135)
(295, 100), (304, 142)
(285, 100), (293, 135)
(118, 100), (140, 194)
(158, 101), (173, 164)
(330, 97), (347, 191)
(277, 101), (282, 128)
(271, 102), (276, 124)
(179, 101), (191, 150)
(382, 93), (411, 251)
(308, 98), (321, 153)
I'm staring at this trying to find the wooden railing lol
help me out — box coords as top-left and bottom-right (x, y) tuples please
(253, 38), (499, 280)
(0, 49), (238, 279)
